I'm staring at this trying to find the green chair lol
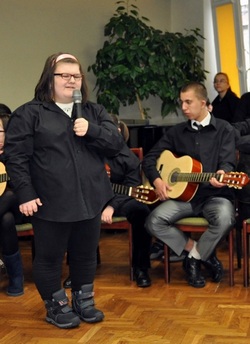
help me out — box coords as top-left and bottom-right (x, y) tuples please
(163, 217), (235, 286)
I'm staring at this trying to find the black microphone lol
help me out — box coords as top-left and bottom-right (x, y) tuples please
(72, 89), (83, 118)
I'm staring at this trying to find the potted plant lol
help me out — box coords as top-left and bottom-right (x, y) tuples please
(88, 0), (207, 120)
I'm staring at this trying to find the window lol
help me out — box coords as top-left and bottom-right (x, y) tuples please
(241, 0), (250, 90)
(211, 0), (247, 95)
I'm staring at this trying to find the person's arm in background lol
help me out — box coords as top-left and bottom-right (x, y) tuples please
(233, 93), (250, 122)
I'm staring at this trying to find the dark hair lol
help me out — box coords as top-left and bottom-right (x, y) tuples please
(0, 113), (11, 131)
(109, 114), (129, 142)
(0, 104), (11, 131)
(180, 82), (208, 102)
(0, 103), (11, 115)
(34, 52), (88, 103)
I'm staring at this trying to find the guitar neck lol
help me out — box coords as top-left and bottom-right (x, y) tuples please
(0, 173), (8, 183)
(111, 183), (132, 196)
(173, 172), (223, 183)
(111, 182), (158, 205)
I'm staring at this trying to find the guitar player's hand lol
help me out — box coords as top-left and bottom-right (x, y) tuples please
(210, 169), (226, 188)
(153, 177), (172, 201)
(101, 205), (114, 224)
(19, 198), (43, 216)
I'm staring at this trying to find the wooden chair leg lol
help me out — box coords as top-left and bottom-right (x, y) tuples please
(228, 229), (234, 287)
(243, 222), (249, 287)
(163, 244), (170, 283)
(128, 226), (133, 281)
(235, 225), (242, 269)
(246, 232), (249, 287)
(163, 230), (234, 286)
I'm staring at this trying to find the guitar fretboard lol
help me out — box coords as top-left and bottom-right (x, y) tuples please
(172, 172), (222, 183)
(0, 173), (8, 183)
(112, 183), (132, 196)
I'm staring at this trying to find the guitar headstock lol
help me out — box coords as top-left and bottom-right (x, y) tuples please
(131, 185), (159, 204)
(222, 172), (250, 189)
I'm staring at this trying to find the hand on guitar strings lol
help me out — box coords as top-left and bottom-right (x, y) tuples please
(153, 177), (172, 201)
(209, 169), (227, 188)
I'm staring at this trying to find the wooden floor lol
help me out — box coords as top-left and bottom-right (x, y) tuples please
(1, 231), (250, 344)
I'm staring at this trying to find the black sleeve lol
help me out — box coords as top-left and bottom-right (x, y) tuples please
(233, 93), (250, 122)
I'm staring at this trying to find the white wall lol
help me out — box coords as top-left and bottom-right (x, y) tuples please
(168, 0), (218, 118)
(203, 0), (218, 102)
(170, 0), (204, 33)
(0, 0), (209, 125)
(169, 0), (218, 103)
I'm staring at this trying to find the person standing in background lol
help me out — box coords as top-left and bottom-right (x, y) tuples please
(3, 52), (124, 329)
(212, 72), (239, 123)
(0, 106), (24, 297)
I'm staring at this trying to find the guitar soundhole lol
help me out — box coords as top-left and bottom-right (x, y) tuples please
(169, 170), (179, 184)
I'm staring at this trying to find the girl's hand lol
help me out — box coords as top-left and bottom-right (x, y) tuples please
(19, 198), (43, 216)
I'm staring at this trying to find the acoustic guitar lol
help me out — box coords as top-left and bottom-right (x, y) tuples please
(144, 150), (249, 202)
(0, 162), (8, 196)
(105, 163), (158, 205)
(111, 182), (158, 205)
